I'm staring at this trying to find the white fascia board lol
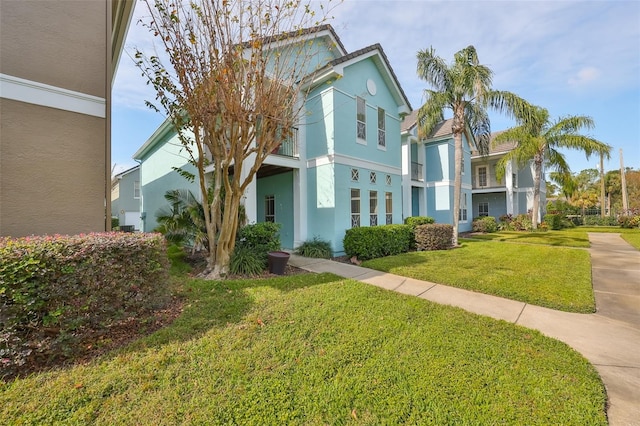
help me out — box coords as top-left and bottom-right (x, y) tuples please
(0, 73), (106, 118)
(307, 153), (401, 175)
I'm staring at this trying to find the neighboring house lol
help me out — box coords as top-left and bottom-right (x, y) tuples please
(401, 112), (474, 232)
(0, 0), (134, 237)
(470, 136), (546, 222)
(111, 165), (141, 230)
(133, 25), (411, 255)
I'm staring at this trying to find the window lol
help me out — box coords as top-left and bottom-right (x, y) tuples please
(377, 107), (385, 148)
(385, 192), (393, 224)
(356, 97), (366, 140)
(386, 174), (392, 186)
(478, 166), (487, 187)
(370, 191), (378, 226)
(459, 193), (468, 222)
(265, 195), (275, 222)
(134, 181), (140, 199)
(512, 173), (517, 188)
(369, 171), (377, 184)
(351, 189), (361, 228)
(478, 202), (489, 217)
(461, 158), (465, 175)
(351, 168), (359, 181)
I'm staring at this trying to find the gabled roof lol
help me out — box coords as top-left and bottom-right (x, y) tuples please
(114, 164), (140, 179)
(471, 131), (517, 157)
(401, 112), (454, 139)
(309, 41), (412, 114)
(242, 24), (348, 57)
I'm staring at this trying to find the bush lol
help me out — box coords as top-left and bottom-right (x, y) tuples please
(231, 222), (282, 273)
(582, 216), (619, 226)
(295, 237), (332, 259)
(229, 246), (268, 276)
(343, 225), (413, 261)
(543, 214), (563, 230)
(472, 216), (498, 233)
(404, 216), (435, 228)
(111, 216), (119, 230)
(503, 214), (532, 231)
(618, 215), (640, 229)
(414, 224), (453, 250)
(0, 233), (170, 379)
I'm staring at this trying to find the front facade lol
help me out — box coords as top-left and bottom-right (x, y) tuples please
(0, 0), (134, 237)
(111, 165), (141, 230)
(134, 26), (411, 255)
(401, 113), (474, 232)
(470, 138), (546, 222)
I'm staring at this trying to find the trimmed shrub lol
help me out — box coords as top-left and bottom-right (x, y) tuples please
(543, 214), (563, 230)
(472, 216), (498, 233)
(404, 216), (435, 228)
(295, 237), (332, 259)
(0, 233), (170, 379)
(582, 216), (619, 227)
(510, 214), (533, 231)
(343, 225), (412, 261)
(618, 215), (640, 229)
(414, 224), (453, 250)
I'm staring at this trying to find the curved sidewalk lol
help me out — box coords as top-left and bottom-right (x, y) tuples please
(288, 233), (640, 426)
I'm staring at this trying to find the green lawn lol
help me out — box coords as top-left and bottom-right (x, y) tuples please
(363, 239), (595, 313)
(0, 273), (607, 425)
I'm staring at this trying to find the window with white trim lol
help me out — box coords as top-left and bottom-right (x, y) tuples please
(351, 189), (361, 228)
(478, 202), (489, 217)
(477, 166), (487, 187)
(385, 192), (393, 224)
(377, 107), (385, 148)
(459, 193), (468, 222)
(369, 171), (377, 184)
(351, 168), (359, 182)
(512, 173), (518, 188)
(386, 174), (392, 186)
(134, 181), (140, 199)
(356, 97), (366, 141)
(265, 195), (275, 222)
(370, 191), (378, 226)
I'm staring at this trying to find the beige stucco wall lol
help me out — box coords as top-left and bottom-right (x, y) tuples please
(0, 0), (107, 97)
(0, 0), (112, 237)
(0, 99), (107, 237)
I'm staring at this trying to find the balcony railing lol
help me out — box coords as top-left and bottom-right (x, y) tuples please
(269, 127), (299, 158)
(411, 162), (423, 181)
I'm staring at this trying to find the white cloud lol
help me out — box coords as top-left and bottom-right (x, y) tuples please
(568, 67), (602, 87)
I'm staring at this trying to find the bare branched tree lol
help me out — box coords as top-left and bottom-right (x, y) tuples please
(134, 0), (338, 277)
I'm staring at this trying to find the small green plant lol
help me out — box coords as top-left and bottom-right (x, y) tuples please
(229, 246), (267, 276)
(618, 215), (640, 229)
(543, 213), (563, 230)
(295, 237), (332, 259)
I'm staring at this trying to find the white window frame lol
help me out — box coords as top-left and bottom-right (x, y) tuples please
(385, 192), (393, 225)
(265, 195), (275, 222)
(370, 191), (378, 226)
(351, 189), (361, 228)
(459, 193), (468, 222)
(134, 181), (140, 199)
(377, 107), (386, 149)
(356, 96), (366, 143)
(476, 166), (488, 188)
(478, 202), (489, 217)
(369, 171), (377, 184)
(351, 168), (359, 182)
(386, 174), (392, 186)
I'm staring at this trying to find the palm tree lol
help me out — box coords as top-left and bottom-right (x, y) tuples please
(493, 106), (611, 228)
(416, 46), (532, 246)
(155, 189), (209, 251)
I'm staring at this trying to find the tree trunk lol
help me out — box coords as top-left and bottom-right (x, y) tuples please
(452, 132), (462, 246)
(531, 155), (542, 229)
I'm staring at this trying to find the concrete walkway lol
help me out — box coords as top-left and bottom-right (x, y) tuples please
(288, 233), (640, 426)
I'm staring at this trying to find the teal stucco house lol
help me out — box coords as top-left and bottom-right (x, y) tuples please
(401, 112), (475, 232)
(133, 25), (412, 255)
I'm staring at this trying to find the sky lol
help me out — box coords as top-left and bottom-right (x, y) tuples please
(112, 0), (640, 177)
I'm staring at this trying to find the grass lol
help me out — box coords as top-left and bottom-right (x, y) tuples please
(0, 273), (607, 425)
(363, 239), (595, 313)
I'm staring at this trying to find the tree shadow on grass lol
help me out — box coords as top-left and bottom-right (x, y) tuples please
(120, 272), (341, 354)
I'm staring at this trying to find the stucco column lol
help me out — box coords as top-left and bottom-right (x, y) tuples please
(506, 161), (514, 215)
(242, 155), (257, 223)
(401, 141), (411, 219)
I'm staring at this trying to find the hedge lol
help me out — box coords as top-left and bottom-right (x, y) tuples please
(414, 224), (454, 250)
(0, 232), (170, 379)
(404, 216), (435, 228)
(472, 216), (498, 233)
(343, 225), (413, 261)
(543, 214), (563, 230)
